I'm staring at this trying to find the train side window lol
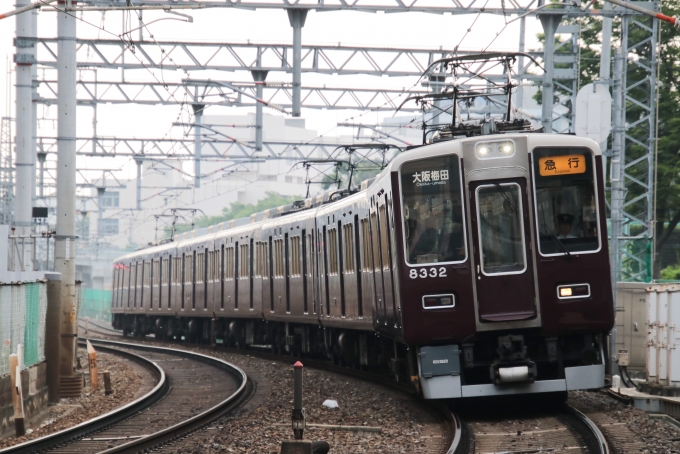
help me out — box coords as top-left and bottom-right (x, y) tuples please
(269, 236), (274, 312)
(274, 239), (284, 278)
(360, 218), (370, 271)
(354, 215), (364, 318)
(128, 263), (134, 309)
(302, 230), (308, 314)
(338, 221), (346, 317)
(225, 247), (234, 281)
(235, 242), (239, 309)
(400, 155), (466, 265)
(328, 228), (339, 275)
(370, 213), (381, 271)
(220, 245), (225, 310)
(290, 236), (301, 277)
(343, 223), (355, 274)
(240, 243), (249, 279)
(208, 250), (213, 283)
(196, 252), (204, 285)
(322, 226), (330, 316)
(249, 239), (254, 310)
(285, 233), (290, 313)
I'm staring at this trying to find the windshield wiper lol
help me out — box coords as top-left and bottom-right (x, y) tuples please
(549, 234), (572, 258)
(494, 183), (518, 213)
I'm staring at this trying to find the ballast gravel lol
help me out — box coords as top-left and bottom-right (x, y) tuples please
(569, 389), (680, 453)
(0, 347), (147, 449)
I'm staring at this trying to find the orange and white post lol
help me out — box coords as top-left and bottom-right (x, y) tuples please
(86, 340), (99, 392)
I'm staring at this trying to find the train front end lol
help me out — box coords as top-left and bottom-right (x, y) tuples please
(394, 134), (614, 399)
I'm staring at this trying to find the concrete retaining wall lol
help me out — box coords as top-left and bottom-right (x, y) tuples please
(0, 362), (48, 437)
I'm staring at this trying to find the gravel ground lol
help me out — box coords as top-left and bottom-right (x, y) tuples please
(0, 347), (147, 449)
(156, 351), (448, 454)
(81, 331), (450, 454)
(569, 389), (680, 453)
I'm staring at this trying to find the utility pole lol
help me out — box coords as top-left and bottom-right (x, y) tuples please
(287, 9), (308, 118)
(192, 103), (204, 188)
(251, 70), (268, 152)
(538, 14), (563, 133)
(56, 0), (78, 387)
(14, 0), (35, 271)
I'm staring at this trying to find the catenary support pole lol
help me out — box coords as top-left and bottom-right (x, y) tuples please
(135, 157), (142, 209)
(610, 47), (625, 378)
(287, 9), (308, 118)
(56, 0), (78, 382)
(31, 5), (37, 207)
(192, 103), (204, 188)
(538, 14), (562, 133)
(15, 0), (35, 271)
(45, 272), (62, 402)
(251, 71), (268, 152)
(37, 152), (45, 198)
(600, 1), (613, 180)
(516, 17), (526, 111)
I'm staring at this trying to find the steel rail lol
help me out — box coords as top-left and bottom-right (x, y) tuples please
(564, 404), (610, 454)
(0, 343), (167, 454)
(85, 338), (250, 453)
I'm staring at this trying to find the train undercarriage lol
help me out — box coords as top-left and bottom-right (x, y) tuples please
(111, 313), (605, 398)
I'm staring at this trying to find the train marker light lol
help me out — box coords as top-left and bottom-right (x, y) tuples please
(422, 294), (455, 309)
(557, 284), (590, 300)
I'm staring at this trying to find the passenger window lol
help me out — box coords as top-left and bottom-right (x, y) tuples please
(476, 183), (526, 275)
(343, 223), (355, 273)
(400, 155), (466, 264)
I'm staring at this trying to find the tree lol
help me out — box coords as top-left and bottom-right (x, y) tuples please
(575, 2), (680, 278)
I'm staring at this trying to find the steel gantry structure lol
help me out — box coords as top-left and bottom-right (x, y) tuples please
(7, 0), (660, 287)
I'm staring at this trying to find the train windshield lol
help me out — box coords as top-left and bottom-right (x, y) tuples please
(532, 147), (600, 255)
(400, 155), (466, 265)
(476, 183), (527, 275)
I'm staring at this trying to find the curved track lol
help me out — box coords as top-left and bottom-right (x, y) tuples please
(82, 320), (462, 454)
(453, 396), (609, 454)
(0, 339), (248, 454)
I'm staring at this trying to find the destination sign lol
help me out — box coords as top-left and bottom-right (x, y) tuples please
(539, 154), (587, 177)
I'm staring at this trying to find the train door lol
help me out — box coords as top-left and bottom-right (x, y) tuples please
(469, 179), (536, 321)
(370, 207), (386, 323)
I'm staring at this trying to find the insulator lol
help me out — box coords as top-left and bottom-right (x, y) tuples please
(264, 81), (289, 87)
(514, 107), (534, 118)
(266, 102), (287, 114)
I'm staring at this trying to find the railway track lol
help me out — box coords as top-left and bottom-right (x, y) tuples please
(80, 320), (463, 453)
(0, 339), (249, 454)
(453, 395), (609, 454)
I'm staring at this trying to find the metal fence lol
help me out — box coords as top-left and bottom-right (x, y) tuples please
(0, 281), (47, 376)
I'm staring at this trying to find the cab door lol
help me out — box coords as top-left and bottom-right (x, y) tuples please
(469, 179), (536, 322)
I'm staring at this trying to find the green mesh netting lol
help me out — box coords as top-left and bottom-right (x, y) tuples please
(0, 282), (48, 377)
(79, 288), (112, 322)
(23, 283), (41, 367)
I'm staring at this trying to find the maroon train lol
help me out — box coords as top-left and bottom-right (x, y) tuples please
(111, 132), (614, 399)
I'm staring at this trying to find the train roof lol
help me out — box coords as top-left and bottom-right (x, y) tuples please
(384, 133), (601, 174)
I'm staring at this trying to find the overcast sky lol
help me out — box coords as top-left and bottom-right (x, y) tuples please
(0, 4), (546, 185)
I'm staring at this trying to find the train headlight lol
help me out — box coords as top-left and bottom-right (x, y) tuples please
(557, 284), (591, 300)
(500, 143), (514, 153)
(475, 141), (515, 159)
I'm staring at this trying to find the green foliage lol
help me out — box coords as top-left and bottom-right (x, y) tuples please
(576, 2), (680, 277)
(170, 192), (298, 236)
(660, 264), (680, 281)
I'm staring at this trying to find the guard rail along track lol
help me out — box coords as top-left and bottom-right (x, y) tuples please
(0, 338), (249, 454)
